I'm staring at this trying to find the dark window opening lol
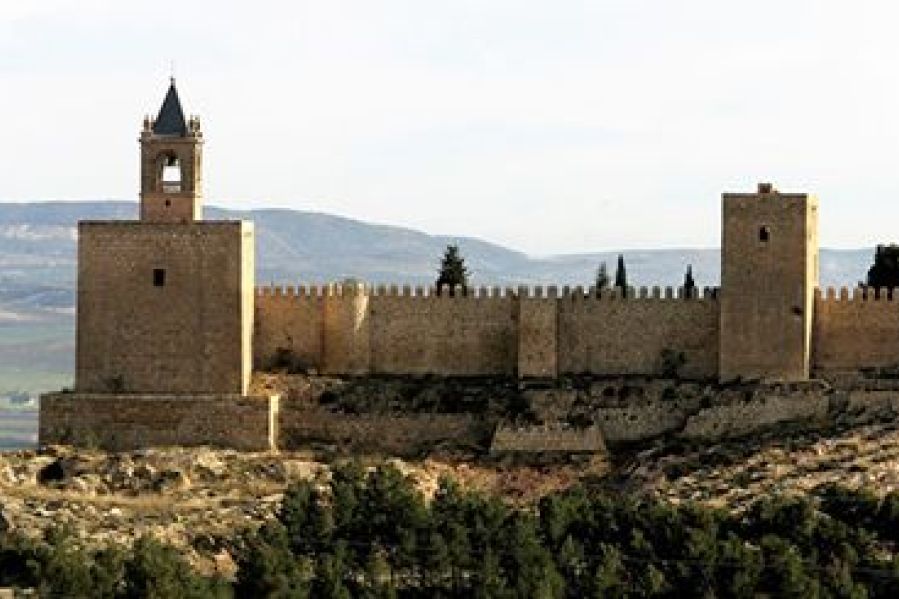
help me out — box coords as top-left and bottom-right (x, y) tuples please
(153, 268), (166, 287)
(164, 199), (171, 207)
(759, 226), (771, 243)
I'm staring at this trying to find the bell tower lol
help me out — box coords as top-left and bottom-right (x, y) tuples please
(140, 79), (204, 223)
(39, 78), (277, 452)
(73, 79), (255, 397)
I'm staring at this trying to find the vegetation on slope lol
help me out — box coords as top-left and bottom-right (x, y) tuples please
(5, 461), (899, 597)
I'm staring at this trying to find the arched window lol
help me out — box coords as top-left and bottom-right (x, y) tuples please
(160, 154), (182, 193)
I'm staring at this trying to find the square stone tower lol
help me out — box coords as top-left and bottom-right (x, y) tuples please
(719, 183), (819, 382)
(75, 80), (255, 395)
(42, 80), (275, 451)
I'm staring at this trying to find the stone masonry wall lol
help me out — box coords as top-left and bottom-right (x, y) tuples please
(490, 424), (606, 454)
(254, 285), (720, 379)
(518, 296), (558, 377)
(255, 286), (325, 370)
(719, 190), (818, 381)
(255, 285), (518, 376)
(77, 221), (253, 395)
(279, 408), (491, 455)
(39, 393), (278, 451)
(557, 288), (720, 379)
(368, 289), (517, 375)
(813, 288), (899, 373)
(679, 390), (830, 440)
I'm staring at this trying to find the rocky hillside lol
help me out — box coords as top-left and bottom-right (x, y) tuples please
(5, 417), (899, 576)
(0, 447), (593, 576)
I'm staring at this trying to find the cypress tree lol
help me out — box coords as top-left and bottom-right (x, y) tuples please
(436, 244), (470, 296)
(683, 264), (696, 298)
(614, 254), (627, 292)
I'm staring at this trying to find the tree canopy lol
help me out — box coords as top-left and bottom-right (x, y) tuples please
(683, 264), (696, 298)
(867, 245), (899, 290)
(436, 244), (470, 296)
(6, 465), (899, 596)
(614, 254), (627, 292)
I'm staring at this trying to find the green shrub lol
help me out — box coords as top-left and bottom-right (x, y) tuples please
(122, 536), (229, 599)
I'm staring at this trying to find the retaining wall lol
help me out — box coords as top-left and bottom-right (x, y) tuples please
(39, 393), (278, 451)
(279, 407), (492, 455)
(490, 424), (606, 454)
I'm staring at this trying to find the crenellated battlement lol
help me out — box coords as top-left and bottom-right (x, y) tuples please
(256, 283), (369, 299)
(556, 285), (719, 301)
(255, 283), (721, 301)
(816, 287), (899, 302)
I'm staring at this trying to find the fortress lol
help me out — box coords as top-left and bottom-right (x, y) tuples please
(39, 83), (899, 452)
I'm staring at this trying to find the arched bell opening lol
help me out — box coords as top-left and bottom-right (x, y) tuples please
(156, 152), (183, 193)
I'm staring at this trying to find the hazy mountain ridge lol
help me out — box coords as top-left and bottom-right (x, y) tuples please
(0, 200), (875, 292)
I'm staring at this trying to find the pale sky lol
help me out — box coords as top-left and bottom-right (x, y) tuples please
(2, 1), (899, 255)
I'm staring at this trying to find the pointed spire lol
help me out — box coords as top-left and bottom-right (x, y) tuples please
(152, 78), (188, 136)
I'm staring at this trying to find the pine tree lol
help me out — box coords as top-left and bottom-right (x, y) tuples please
(614, 254), (627, 293)
(595, 262), (610, 295)
(867, 244), (899, 293)
(436, 244), (470, 296)
(278, 480), (333, 556)
(592, 543), (628, 596)
(312, 554), (351, 599)
(474, 548), (506, 599)
(121, 536), (225, 599)
(234, 522), (309, 598)
(683, 264), (696, 298)
(363, 549), (395, 598)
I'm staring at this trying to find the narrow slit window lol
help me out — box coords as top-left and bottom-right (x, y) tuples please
(153, 268), (166, 287)
(759, 226), (771, 243)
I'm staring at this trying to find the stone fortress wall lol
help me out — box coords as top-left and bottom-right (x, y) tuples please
(254, 284), (721, 379)
(256, 283), (899, 381)
(45, 76), (899, 455)
(555, 288), (719, 379)
(813, 287), (899, 373)
(77, 221), (254, 396)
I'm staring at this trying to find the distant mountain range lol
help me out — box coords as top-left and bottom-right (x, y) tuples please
(0, 200), (877, 395)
